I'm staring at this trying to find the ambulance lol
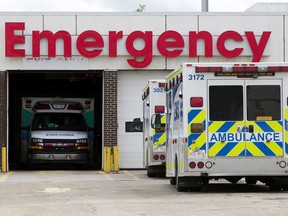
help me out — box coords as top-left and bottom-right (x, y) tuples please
(21, 97), (94, 165)
(165, 62), (288, 191)
(141, 80), (166, 177)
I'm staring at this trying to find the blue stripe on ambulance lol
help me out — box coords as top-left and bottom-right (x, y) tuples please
(187, 109), (206, 157)
(208, 120), (283, 157)
(285, 110), (288, 155)
(153, 133), (166, 147)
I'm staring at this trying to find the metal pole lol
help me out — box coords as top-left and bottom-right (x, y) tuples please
(202, 0), (208, 12)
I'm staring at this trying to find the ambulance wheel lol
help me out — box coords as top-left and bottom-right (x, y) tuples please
(175, 161), (188, 192)
(245, 177), (257, 185)
(147, 167), (156, 177)
(269, 184), (282, 191)
(176, 177), (187, 192)
(170, 177), (176, 185)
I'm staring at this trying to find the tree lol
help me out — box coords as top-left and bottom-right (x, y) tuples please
(135, 4), (146, 12)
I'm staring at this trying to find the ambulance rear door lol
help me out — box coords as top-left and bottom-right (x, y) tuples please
(207, 79), (283, 157)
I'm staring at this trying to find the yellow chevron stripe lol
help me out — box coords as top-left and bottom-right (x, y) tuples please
(188, 132), (206, 151)
(191, 110), (206, 123)
(208, 121), (226, 156)
(246, 142), (265, 156)
(265, 142), (283, 156)
(161, 115), (166, 124)
(187, 110), (206, 134)
(166, 68), (182, 81)
(154, 132), (166, 147)
(226, 142), (245, 156)
(208, 142), (226, 156)
(266, 121), (282, 132)
(285, 109), (288, 156)
(285, 109), (288, 120)
(208, 122), (225, 133)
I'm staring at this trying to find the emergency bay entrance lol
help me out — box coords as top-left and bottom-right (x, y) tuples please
(8, 71), (103, 170)
(207, 79), (283, 157)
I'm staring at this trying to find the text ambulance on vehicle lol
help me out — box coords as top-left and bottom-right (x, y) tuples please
(21, 97), (94, 165)
(165, 62), (288, 191)
(135, 80), (166, 177)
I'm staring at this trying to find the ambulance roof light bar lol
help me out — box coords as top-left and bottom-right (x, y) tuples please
(195, 65), (288, 73)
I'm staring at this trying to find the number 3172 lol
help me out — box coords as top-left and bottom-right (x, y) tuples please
(188, 74), (204, 80)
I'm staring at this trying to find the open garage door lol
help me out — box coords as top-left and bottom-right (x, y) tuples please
(8, 71), (102, 170)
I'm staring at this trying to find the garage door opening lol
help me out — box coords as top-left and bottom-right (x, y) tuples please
(8, 71), (103, 170)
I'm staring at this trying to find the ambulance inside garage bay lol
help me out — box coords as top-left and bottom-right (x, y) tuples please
(1, 12), (287, 171)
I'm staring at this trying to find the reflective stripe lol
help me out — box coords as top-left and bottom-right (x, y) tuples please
(247, 121), (283, 156)
(153, 114), (166, 152)
(208, 121), (245, 157)
(285, 109), (288, 156)
(208, 120), (283, 157)
(188, 109), (206, 157)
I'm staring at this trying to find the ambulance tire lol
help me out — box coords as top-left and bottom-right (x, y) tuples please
(175, 160), (184, 191)
(147, 167), (156, 177)
(269, 184), (282, 191)
(170, 177), (176, 185)
(245, 177), (257, 185)
(176, 176), (187, 192)
(175, 160), (188, 192)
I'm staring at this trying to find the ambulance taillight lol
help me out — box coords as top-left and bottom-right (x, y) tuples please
(158, 82), (166, 88)
(34, 102), (50, 110)
(189, 162), (196, 169)
(155, 105), (165, 113)
(67, 103), (83, 110)
(190, 97), (203, 107)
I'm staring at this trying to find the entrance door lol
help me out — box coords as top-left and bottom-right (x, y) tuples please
(208, 79), (283, 157)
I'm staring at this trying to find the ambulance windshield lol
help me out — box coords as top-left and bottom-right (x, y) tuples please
(31, 113), (87, 131)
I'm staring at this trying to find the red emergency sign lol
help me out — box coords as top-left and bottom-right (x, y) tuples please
(5, 22), (271, 69)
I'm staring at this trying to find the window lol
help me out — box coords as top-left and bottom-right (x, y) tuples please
(247, 85), (280, 121)
(125, 121), (143, 132)
(209, 86), (243, 121)
(32, 113), (87, 131)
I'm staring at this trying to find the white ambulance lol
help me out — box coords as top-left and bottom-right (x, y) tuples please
(166, 62), (288, 191)
(21, 97), (94, 165)
(141, 80), (166, 177)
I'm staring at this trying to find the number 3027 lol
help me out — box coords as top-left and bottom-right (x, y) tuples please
(188, 74), (204, 80)
(153, 88), (165, 93)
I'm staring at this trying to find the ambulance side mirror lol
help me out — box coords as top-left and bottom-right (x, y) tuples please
(179, 90), (183, 99)
(151, 114), (161, 129)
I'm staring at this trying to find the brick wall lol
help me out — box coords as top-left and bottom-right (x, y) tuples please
(103, 70), (118, 147)
(0, 71), (7, 168)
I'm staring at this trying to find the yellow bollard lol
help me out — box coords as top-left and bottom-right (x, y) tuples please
(113, 146), (119, 172)
(2, 146), (7, 173)
(103, 147), (111, 173)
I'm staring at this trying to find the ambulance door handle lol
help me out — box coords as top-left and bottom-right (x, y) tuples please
(248, 125), (254, 133)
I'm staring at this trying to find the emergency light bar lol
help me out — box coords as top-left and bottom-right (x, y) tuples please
(195, 65), (288, 73)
